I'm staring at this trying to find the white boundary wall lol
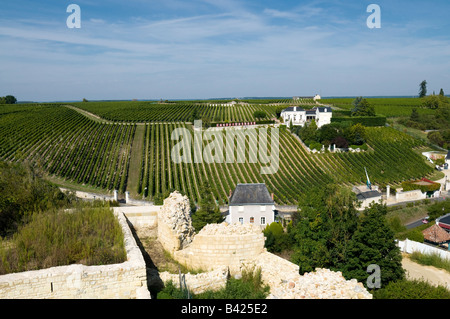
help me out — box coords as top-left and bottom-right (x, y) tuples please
(0, 211), (150, 299)
(397, 239), (450, 260)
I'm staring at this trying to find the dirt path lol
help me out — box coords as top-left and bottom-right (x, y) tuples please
(402, 255), (450, 289)
(127, 124), (145, 198)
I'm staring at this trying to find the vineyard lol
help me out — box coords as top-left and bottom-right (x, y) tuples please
(0, 104), (135, 192)
(0, 100), (435, 206)
(136, 124), (433, 205)
(322, 97), (437, 117)
(71, 101), (281, 123)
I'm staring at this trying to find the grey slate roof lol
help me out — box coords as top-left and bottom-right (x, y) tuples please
(356, 190), (382, 200)
(281, 107), (304, 113)
(446, 150), (450, 160)
(229, 183), (274, 205)
(316, 107), (332, 113)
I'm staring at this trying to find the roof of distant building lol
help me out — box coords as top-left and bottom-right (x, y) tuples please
(355, 190), (382, 201)
(229, 183), (274, 205)
(422, 224), (450, 243)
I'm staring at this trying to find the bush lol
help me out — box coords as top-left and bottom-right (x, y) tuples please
(373, 279), (450, 299)
(263, 222), (293, 253)
(196, 267), (270, 299)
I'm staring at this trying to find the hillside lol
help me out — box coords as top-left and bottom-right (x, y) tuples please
(0, 100), (435, 205)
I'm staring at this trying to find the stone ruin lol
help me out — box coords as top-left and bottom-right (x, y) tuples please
(156, 191), (372, 299)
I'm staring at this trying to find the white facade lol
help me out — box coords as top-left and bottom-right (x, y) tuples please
(281, 106), (332, 128)
(227, 204), (275, 228)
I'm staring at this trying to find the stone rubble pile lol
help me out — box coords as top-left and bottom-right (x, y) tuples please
(268, 268), (372, 299)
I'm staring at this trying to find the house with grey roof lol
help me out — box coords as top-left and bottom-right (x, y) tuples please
(225, 183), (275, 228)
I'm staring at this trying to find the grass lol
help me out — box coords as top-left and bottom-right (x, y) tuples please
(409, 251), (450, 273)
(0, 206), (126, 275)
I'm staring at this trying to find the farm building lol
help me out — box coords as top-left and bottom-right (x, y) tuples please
(281, 106), (332, 128)
(352, 185), (383, 210)
(225, 183), (275, 228)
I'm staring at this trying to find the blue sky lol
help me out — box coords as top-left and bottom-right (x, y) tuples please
(1, 0), (449, 101)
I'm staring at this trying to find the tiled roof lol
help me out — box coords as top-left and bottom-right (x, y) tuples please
(422, 224), (450, 243)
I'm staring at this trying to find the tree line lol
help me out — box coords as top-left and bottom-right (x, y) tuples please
(0, 95), (17, 104)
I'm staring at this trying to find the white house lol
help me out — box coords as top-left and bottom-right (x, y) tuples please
(226, 183), (275, 228)
(313, 94), (321, 101)
(281, 106), (332, 128)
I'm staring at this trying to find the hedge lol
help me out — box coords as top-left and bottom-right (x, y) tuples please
(401, 180), (441, 193)
(331, 115), (386, 127)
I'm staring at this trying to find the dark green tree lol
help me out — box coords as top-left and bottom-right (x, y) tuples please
(191, 183), (224, 232)
(290, 185), (359, 274)
(3, 95), (17, 104)
(419, 80), (427, 98)
(439, 88), (445, 97)
(253, 110), (266, 119)
(351, 97), (375, 117)
(342, 203), (405, 288)
(410, 108), (420, 122)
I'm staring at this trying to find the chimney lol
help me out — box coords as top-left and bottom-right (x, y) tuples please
(271, 193), (274, 201)
(294, 107), (297, 112)
(229, 189), (232, 198)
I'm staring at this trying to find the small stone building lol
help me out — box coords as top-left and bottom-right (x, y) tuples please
(352, 185), (382, 210)
(226, 183), (275, 228)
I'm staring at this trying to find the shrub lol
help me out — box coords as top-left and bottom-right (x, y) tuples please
(373, 279), (450, 299)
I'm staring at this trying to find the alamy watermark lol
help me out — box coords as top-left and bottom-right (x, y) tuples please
(367, 4), (381, 29)
(366, 264), (381, 289)
(66, 4), (81, 29)
(66, 4), (380, 30)
(171, 120), (279, 175)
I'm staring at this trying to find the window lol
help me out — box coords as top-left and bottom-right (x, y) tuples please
(261, 217), (266, 225)
(239, 217), (243, 224)
(250, 217), (254, 224)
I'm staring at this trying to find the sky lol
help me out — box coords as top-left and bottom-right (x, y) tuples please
(0, 0), (449, 102)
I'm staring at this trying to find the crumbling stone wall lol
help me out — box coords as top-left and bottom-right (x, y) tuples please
(174, 222), (265, 273)
(157, 191), (195, 255)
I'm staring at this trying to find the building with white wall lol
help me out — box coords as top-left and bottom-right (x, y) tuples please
(226, 183), (275, 228)
(281, 106), (332, 128)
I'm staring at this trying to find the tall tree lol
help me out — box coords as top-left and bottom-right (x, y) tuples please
(342, 203), (405, 288)
(419, 80), (427, 98)
(439, 88), (445, 97)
